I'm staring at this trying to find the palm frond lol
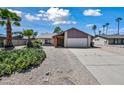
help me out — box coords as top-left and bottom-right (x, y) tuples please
(22, 29), (34, 37)
(106, 23), (110, 26)
(115, 17), (122, 22)
(11, 12), (21, 21)
(13, 21), (21, 26)
(92, 24), (97, 30)
(0, 21), (6, 26)
(33, 32), (38, 36)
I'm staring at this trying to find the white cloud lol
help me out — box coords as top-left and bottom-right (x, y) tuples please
(109, 28), (124, 33)
(72, 21), (77, 24)
(53, 21), (77, 25)
(36, 7), (76, 25)
(46, 7), (70, 21)
(45, 7), (70, 24)
(120, 28), (124, 32)
(86, 24), (94, 27)
(25, 13), (40, 21)
(24, 7), (76, 25)
(39, 10), (45, 13)
(37, 10), (46, 17)
(36, 14), (43, 17)
(42, 18), (48, 21)
(83, 9), (102, 16)
(8, 9), (22, 17)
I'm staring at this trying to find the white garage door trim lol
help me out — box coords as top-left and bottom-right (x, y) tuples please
(67, 38), (88, 47)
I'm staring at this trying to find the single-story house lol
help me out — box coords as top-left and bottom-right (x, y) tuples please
(36, 33), (56, 45)
(93, 35), (108, 46)
(93, 35), (124, 46)
(53, 28), (93, 48)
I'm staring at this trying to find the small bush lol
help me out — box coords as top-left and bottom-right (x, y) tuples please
(0, 48), (46, 76)
(32, 40), (42, 49)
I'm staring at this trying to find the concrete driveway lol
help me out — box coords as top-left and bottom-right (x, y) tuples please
(69, 47), (124, 84)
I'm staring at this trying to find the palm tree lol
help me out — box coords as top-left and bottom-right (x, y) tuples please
(102, 25), (106, 35)
(0, 8), (21, 49)
(33, 31), (38, 39)
(105, 23), (110, 35)
(115, 17), (122, 35)
(92, 24), (97, 36)
(21, 29), (34, 48)
(99, 30), (101, 36)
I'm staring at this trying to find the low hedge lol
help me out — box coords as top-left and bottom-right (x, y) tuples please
(0, 48), (46, 77)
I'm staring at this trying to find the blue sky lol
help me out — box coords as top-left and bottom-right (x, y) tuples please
(0, 7), (124, 35)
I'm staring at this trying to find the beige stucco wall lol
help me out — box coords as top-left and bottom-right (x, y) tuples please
(87, 35), (91, 47)
(64, 32), (68, 47)
(4, 39), (27, 46)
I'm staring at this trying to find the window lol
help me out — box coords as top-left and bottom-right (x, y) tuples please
(118, 39), (121, 44)
(122, 39), (124, 44)
(95, 39), (99, 41)
(114, 39), (118, 44)
(45, 39), (51, 44)
(109, 39), (113, 44)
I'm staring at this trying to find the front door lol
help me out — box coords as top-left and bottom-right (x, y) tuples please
(57, 38), (64, 47)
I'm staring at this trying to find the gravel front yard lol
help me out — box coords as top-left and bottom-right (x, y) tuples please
(0, 46), (99, 85)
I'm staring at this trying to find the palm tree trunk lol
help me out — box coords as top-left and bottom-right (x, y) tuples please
(5, 18), (14, 49)
(118, 22), (119, 35)
(103, 27), (105, 35)
(99, 31), (101, 36)
(106, 26), (108, 35)
(94, 30), (96, 36)
(28, 36), (30, 42)
(27, 36), (33, 48)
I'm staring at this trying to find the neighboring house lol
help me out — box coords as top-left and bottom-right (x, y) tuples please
(53, 28), (93, 48)
(93, 36), (108, 46)
(37, 33), (56, 45)
(0, 35), (28, 47)
(93, 35), (124, 46)
(11, 35), (27, 46)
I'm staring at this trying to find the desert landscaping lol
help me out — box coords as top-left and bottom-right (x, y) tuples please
(0, 46), (124, 85)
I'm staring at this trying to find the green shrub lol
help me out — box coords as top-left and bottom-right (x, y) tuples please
(32, 40), (42, 49)
(0, 48), (46, 76)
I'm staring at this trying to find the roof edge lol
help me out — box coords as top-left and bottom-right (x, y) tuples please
(53, 27), (94, 37)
